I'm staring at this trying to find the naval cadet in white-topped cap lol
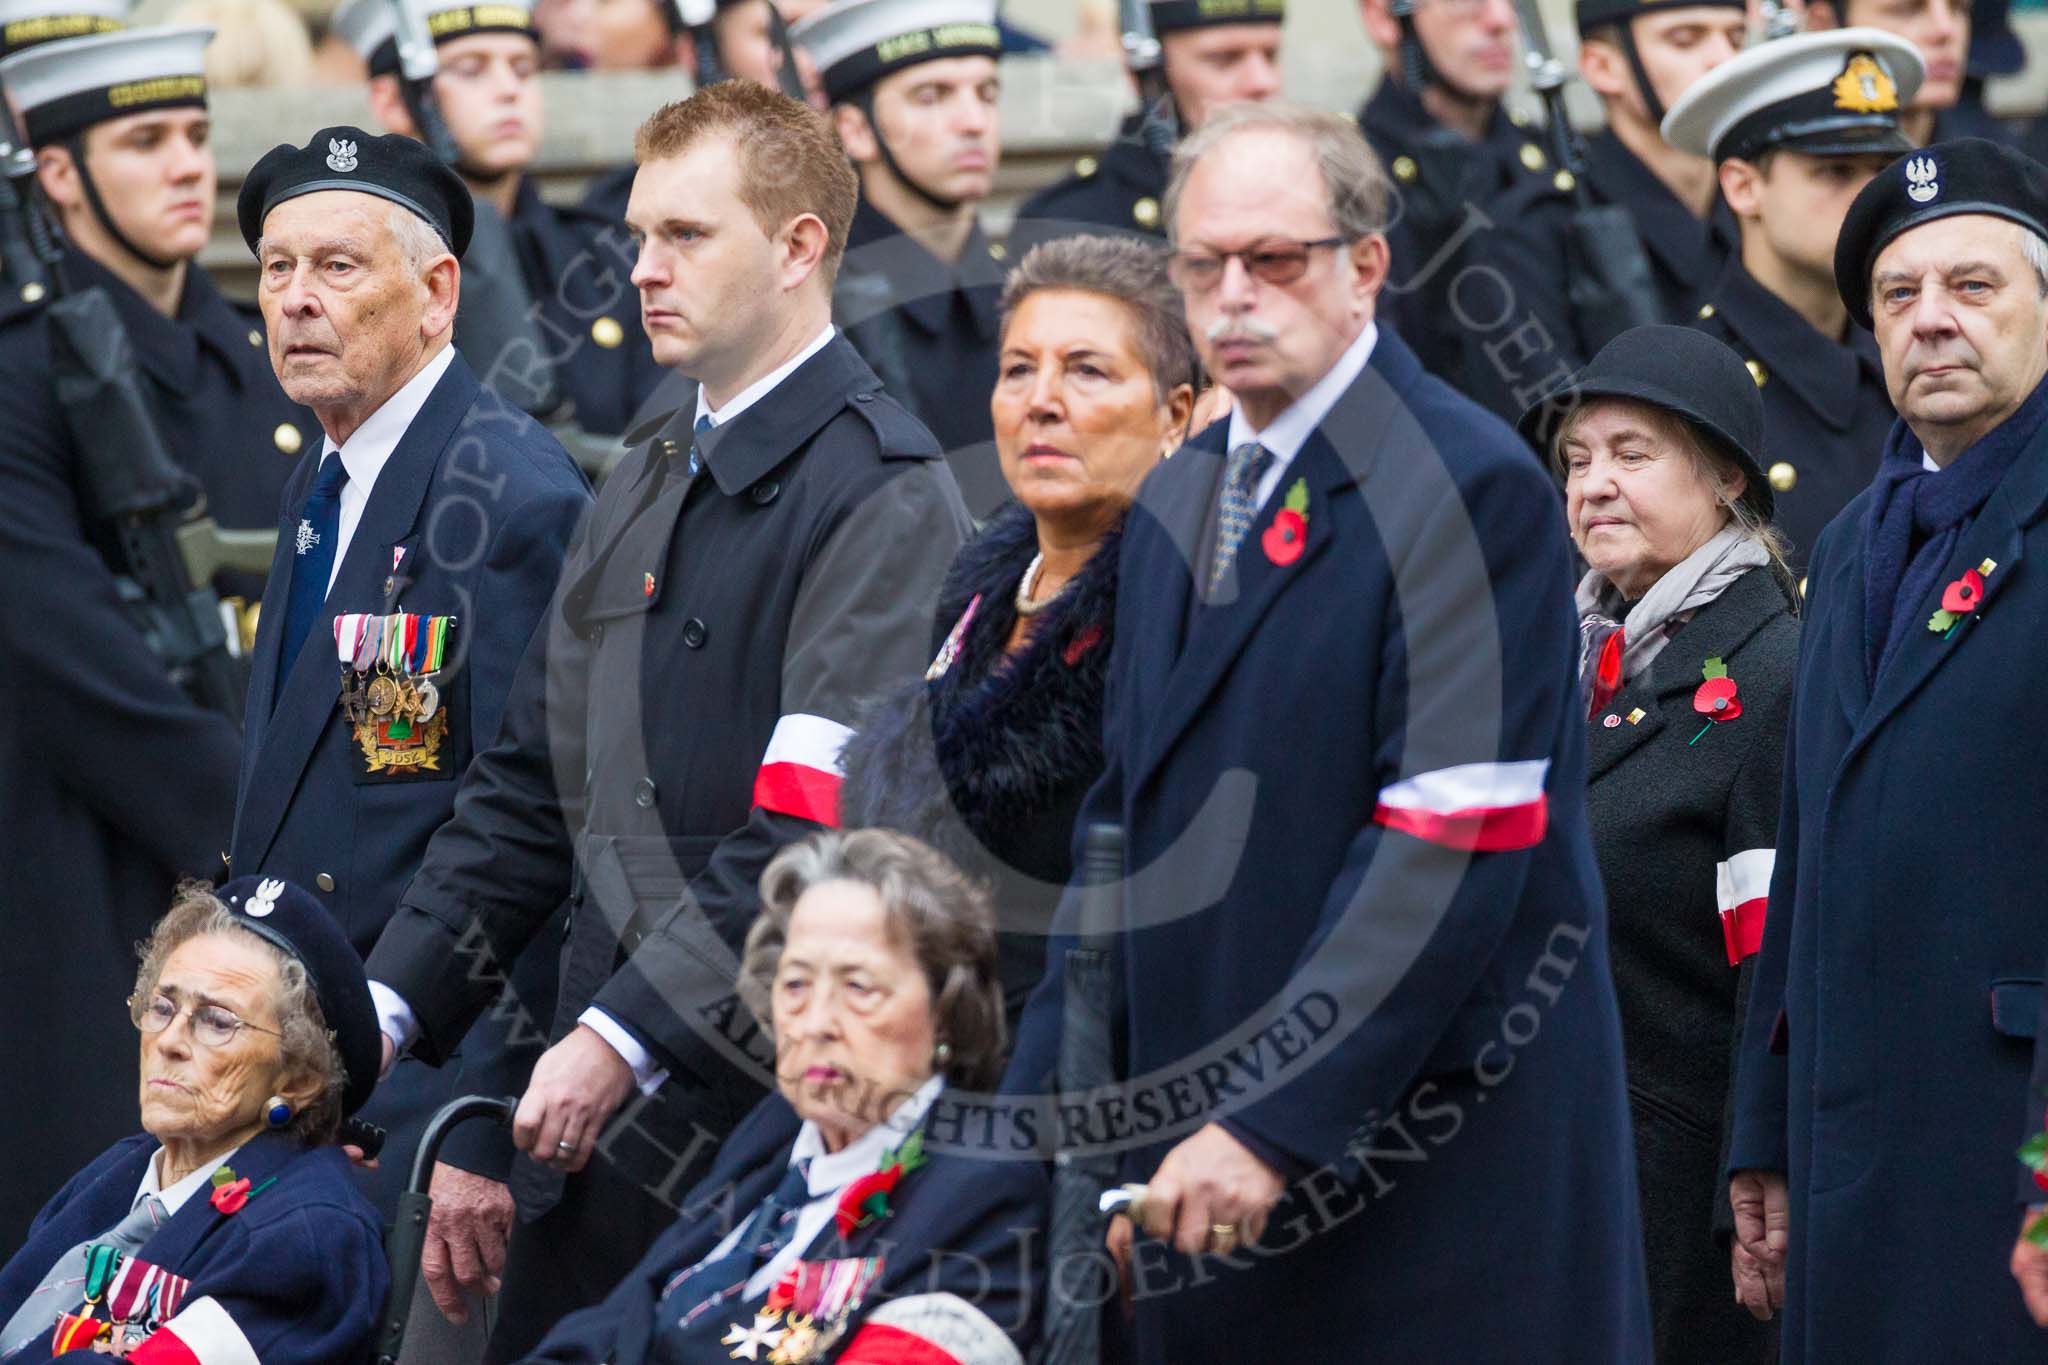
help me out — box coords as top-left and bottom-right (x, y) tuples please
(0, 0), (123, 58)
(1665, 27), (1923, 567)
(0, 22), (316, 1248)
(791, 0), (1010, 511)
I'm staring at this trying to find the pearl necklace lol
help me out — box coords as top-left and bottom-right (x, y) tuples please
(1014, 552), (1068, 616)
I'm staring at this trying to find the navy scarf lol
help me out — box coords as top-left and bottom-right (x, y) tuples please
(1863, 374), (2048, 680)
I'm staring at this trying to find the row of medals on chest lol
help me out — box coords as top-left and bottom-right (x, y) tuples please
(334, 611), (453, 732)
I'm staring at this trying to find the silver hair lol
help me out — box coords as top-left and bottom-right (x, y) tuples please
(2018, 222), (2048, 298)
(1163, 100), (1389, 245)
(998, 234), (1199, 400)
(385, 203), (449, 278)
(131, 883), (347, 1147)
(739, 829), (1006, 1090)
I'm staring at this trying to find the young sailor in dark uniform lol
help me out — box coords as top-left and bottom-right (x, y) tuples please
(0, 25), (316, 1247)
(1357, 0), (1553, 384)
(792, 0), (1010, 513)
(1004, 0), (1282, 257)
(332, 0), (666, 438)
(1466, 0), (1744, 426)
(1665, 28), (1923, 572)
(1810, 0), (1972, 147)
(364, 82), (970, 1359)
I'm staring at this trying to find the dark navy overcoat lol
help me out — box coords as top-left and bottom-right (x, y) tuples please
(1007, 328), (1652, 1361)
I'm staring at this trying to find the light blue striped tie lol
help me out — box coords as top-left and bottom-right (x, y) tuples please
(1208, 441), (1273, 597)
(689, 413), (713, 477)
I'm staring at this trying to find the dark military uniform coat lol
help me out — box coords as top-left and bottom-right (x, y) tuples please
(1005, 114), (1168, 259)
(1692, 260), (1894, 573)
(228, 350), (589, 1203)
(0, 253), (317, 1247)
(1359, 80), (1553, 386)
(1586, 565), (1796, 1365)
(1730, 415), (2048, 1360)
(835, 198), (1008, 515)
(0, 1133), (387, 1365)
(1466, 130), (1738, 427)
(365, 332), (970, 1350)
(505, 179), (666, 437)
(1008, 328), (1653, 1361)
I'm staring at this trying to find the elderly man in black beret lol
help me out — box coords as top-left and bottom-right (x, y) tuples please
(226, 124), (590, 1335)
(1726, 136), (2048, 1358)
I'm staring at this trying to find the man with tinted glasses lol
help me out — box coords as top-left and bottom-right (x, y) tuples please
(1463, 0), (1744, 427)
(1004, 0), (1283, 256)
(1357, 0), (1555, 386)
(1005, 100), (1649, 1360)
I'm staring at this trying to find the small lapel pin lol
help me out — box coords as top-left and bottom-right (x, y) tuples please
(643, 573), (656, 598)
(393, 546), (407, 572)
(1602, 714), (1621, 728)
(1626, 708), (1646, 726)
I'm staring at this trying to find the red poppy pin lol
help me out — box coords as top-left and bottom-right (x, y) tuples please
(1929, 560), (1996, 635)
(208, 1166), (275, 1216)
(1689, 657), (1740, 745)
(1261, 479), (1310, 567)
(834, 1130), (927, 1238)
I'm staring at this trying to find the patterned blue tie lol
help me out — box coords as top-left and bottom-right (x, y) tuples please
(1208, 441), (1273, 597)
(655, 1159), (813, 1338)
(688, 413), (713, 477)
(278, 453), (348, 684)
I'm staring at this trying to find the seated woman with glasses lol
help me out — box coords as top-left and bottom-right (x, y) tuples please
(0, 878), (388, 1364)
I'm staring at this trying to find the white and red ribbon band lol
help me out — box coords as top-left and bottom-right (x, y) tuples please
(1715, 848), (1773, 965)
(1371, 759), (1551, 852)
(106, 1255), (190, 1329)
(837, 1293), (1023, 1365)
(754, 713), (854, 826)
(124, 1297), (260, 1365)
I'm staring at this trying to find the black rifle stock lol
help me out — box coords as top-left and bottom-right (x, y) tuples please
(50, 288), (245, 718)
(0, 96), (51, 303)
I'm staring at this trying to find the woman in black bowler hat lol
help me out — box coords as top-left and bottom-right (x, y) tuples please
(1525, 324), (1796, 1365)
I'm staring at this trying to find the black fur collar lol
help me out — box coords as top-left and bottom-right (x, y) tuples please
(838, 502), (1118, 875)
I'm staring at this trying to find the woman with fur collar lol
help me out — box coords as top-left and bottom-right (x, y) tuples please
(839, 236), (1197, 1026)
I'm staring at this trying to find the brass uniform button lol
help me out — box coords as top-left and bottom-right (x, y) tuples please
(248, 328), (264, 348)
(1519, 143), (1546, 172)
(1074, 155), (1099, 178)
(236, 600), (261, 655)
(20, 281), (44, 303)
(1769, 461), (1798, 492)
(1553, 169), (1576, 193)
(1392, 155), (1419, 183)
(274, 422), (302, 455)
(1697, 303), (1715, 319)
(1510, 108), (1531, 128)
(988, 241), (1006, 261)
(1745, 359), (1767, 387)
(1798, 576), (1809, 597)
(316, 872), (335, 893)
(591, 316), (624, 349)
(1132, 197), (1160, 229)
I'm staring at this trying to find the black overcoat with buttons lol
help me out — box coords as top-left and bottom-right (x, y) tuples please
(365, 334), (970, 1303)
(835, 197), (1010, 515)
(1692, 259), (1894, 573)
(503, 179), (668, 437)
(1464, 130), (1738, 429)
(1359, 79), (1555, 387)
(228, 350), (590, 1198)
(1584, 564), (1795, 1365)
(1005, 113), (1169, 259)
(0, 251), (318, 1247)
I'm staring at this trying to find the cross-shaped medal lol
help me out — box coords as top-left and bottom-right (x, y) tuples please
(721, 1313), (787, 1361)
(295, 519), (320, 556)
(338, 670), (370, 724)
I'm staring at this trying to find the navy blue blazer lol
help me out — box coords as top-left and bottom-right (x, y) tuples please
(0, 1133), (387, 1364)
(520, 1089), (1046, 1365)
(228, 351), (588, 1181)
(1006, 328), (1651, 1361)
(1729, 413), (2048, 1360)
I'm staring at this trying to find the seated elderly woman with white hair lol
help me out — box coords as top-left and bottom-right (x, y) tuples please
(522, 828), (1047, 1365)
(0, 878), (389, 1363)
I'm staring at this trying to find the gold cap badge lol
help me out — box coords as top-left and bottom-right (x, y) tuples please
(1833, 54), (1898, 114)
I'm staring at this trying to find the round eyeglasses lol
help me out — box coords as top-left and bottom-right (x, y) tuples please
(130, 993), (283, 1048)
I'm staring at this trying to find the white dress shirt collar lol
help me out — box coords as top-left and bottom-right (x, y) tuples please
(1225, 320), (1379, 511)
(316, 344), (458, 594)
(788, 1073), (944, 1196)
(136, 1144), (241, 1218)
(693, 324), (837, 430)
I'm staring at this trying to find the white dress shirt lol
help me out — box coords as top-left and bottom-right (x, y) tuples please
(692, 1076), (943, 1303)
(318, 344), (458, 593)
(369, 325), (841, 1098)
(1223, 320), (1379, 512)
